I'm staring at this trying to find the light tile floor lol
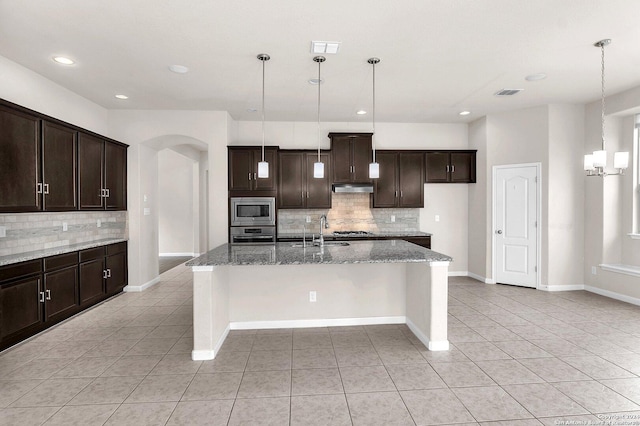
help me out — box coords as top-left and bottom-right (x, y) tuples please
(2, 269), (640, 425)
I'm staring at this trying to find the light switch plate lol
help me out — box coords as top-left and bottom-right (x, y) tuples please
(0, 226), (6, 238)
(435, 215), (440, 222)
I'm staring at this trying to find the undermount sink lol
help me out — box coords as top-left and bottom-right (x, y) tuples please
(290, 241), (350, 248)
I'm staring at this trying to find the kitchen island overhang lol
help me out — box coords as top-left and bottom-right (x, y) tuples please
(186, 240), (452, 361)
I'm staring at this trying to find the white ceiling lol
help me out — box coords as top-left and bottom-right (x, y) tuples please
(1, 0), (640, 123)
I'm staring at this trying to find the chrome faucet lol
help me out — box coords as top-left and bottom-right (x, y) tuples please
(318, 214), (329, 246)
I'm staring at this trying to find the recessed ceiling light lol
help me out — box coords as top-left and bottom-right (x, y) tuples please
(525, 73), (547, 81)
(311, 41), (341, 54)
(458, 111), (471, 116)
(53, 56), (74, 65)
(356, 110), (367, 115)
(308, 78), (323, 85)
(168, 64), (189, 74)
(115, 94), (129, 100)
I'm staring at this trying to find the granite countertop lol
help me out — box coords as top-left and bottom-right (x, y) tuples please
(186, 239), (451, 267)
(0, 238), (128, 267)
(277, 231), (432, 240)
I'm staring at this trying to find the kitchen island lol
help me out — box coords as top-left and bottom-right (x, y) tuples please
(186, 240), (452, 360)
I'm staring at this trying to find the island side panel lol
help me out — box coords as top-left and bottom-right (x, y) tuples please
(406, 261), (450, 351)
(227, 263), (406, 326)
(192, 266), (230, 360)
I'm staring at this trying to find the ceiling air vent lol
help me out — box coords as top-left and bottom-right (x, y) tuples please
(495, 89), (523, 96)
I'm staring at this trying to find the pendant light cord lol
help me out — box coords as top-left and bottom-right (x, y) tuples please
(600, 41), (606, 152)
(317, 58), (321, 162)
(261, 57), (266, 162)
(372, 60), (376, 163)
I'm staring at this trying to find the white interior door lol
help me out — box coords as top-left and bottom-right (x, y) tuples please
(494, 165), (539, 288)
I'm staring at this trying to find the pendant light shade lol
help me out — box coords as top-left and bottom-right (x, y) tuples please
(313, 55), (326, 179)
(257, 53), (270, 178)
(583, 39), (629, 177)
(368, 57), (380, 179)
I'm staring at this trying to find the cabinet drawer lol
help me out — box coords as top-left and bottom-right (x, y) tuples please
(106, 241), (127, 256)
(0, 260), (42, 283)
(44, 252), (78, 271)
(79, 247), (105, 262)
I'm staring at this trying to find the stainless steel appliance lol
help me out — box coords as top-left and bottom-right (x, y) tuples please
(230, 226), (276, 245)
(230, 197), (276, 227)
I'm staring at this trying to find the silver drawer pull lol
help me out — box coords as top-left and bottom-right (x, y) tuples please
(45, 289), (51, 300)
(37, 183), (43, 194)
(43, 183), (50, 194)
(39, 291), (45, 303)
(103, 269), (108, 279)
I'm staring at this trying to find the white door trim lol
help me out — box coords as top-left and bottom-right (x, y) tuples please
(491, 162), (542, 289)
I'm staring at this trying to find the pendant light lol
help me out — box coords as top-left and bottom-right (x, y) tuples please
(583, 39), (629, 177)
(368, 58), (380, 179)
(313, 55), (326, 178)
(257, 53), (270, 178)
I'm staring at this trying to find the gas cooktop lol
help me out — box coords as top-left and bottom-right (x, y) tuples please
(332, 231), (374, 237)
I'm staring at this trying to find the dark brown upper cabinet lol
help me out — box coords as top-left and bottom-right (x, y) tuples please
(425, 150), (476, 183)
(329, 133), (372, 183)
(78, 132), (127, 210)
(372, 151), (424, 208)
(0, 105), (41, 212)
(42, 121), (77, 211)
(278, 150), (332, 209)
(228, 147), (278, 192)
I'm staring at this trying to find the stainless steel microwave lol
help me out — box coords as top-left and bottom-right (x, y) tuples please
(230, 197), (276, 227)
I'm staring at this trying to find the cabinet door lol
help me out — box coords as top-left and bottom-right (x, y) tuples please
(372, 152), (398, 208)
(278, 152), (305, 209)
(0, 276), (43, 342)
(228, 149), (253, 191)
(305, 152), (332, 209)
(331, 137), (353, 183)
(425, 152), (450, 183)
(44, 265), (78, 322)
(42, 121), (77, 211)
(104, 142), (127, 210)
(78, 133), (105, 210)
(398, 153), (424, 208)
(79, 259), (105, 306)
(105, 252), (127, 295)
(0, 105), (41, 212)
(450, 152), (476, 183)
(352, 136), (372, 182)
(253, 148), (278, 191)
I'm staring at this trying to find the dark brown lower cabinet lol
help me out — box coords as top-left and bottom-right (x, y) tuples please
(0, 241), (127, 351)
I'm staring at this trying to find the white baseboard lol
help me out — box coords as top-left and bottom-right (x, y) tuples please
(229, 316), (406, 330)
(539, 284), (585, 292)
(405, 318), (449, 351)
(585, 285), (640, 307)
(191, 350), (215, 361)
(448, 271), (468, 277)
(467, 272), (496, 284)
(124, 276), (160, 292)
(428, 340), (450, 351)
(159, 252), (197, 257)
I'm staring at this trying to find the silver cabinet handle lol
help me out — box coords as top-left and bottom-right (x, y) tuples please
(400, 191), (403, 197)
(496, 230), (503, 234)
(248, 172), (252, 181)
(107, 269), (112, 278)
(39, 291), (45, 303)
(451, 165), (455, 173)
(446, 165), (450, 173)
(43, 183), (50, 194)
(307, 191), (309, 198)
(103, 269), (108, 279)
(45, 289), (51, 300)
(395, 191), (398, 198)
(105, 188), (110, 198)
(254, 172), (257, 180)
(37, 183), (43, 194)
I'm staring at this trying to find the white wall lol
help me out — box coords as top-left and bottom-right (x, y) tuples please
(234, 120), (470, 273)
(468, 117), (489, 280)
(0, 55), (108, 134)
(158, 149), (196, 256)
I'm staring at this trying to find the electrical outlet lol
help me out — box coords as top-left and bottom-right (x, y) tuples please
(144, 208), (151, 216)
(0, 226), (6, 238)
(592, 266), (597, 275)
(143, 194), (148, 202)
(390, 215), (395, 223)
(62, 222), (68, 232)
(435, 215), (440, 222)
(309, 291), (316, 302)
(97, 219), (101, 228)
(306, 216), (311, 223)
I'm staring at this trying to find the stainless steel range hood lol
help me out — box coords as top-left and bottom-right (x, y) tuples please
(332, 183), (374, 193)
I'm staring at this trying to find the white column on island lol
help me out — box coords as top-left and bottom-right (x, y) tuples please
(406, 261), (450, 351)
(192, 266), (229, 361)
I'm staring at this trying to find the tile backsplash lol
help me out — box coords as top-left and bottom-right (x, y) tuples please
(278, 193), (419, 234)
(0, 211), (127, 257)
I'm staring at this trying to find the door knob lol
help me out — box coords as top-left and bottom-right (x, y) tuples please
(496, 230), (503, 234)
